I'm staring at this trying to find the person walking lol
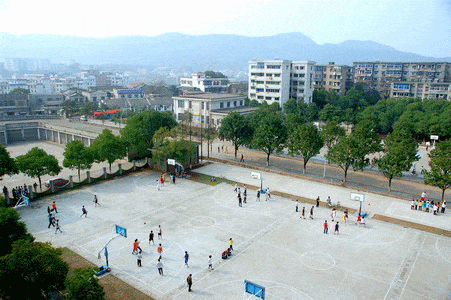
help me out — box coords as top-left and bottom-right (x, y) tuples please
(187, 274), (193, 292)
(208, 255), (213, 270)
(157, 244), (163, 257)
(52, 201), (58, 213)
(330, 208), (336, 222)
(229, 238), (233, 251)
(301, 207), (305, 219)
(156, 180), (161, 191)
(184, 251), (190, 267)
(238, 194), (242, 207)
(55, 219), (62, 234)
(157, 258), (163, 275)
(137, 250), (142, 267)
(93, 195), (100, 206)
(323, 220), (328, 234)
(316, 196), (320, 207)
(133, 239), (143, 254)
(80, 206), (88, 218)
(48, 213), (55, 228)
(334, 222), (339, 235)
(265, 187), (271, 201)
(149, 230), (155, 245)
(442, 201), (447, 214)
(256, 190), (260, 201)
(296, 202), (299, 212)
(158, 225), (162, 239)
(310, 206), (314, 219)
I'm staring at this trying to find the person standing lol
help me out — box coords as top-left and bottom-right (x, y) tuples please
(80, 206), (88, 218)
(229, 238), (233, 251)
(184, 251), (190, 267)
(187, 274), (193, 292)
(158, 225), (162, 239)
(52, 201), (58, 213)
(157, 244), (163, 257)
(442, 201), (447, 214)
(334, 222), (339, 235)
(208, 255), (213, 270)
(316, 196), (320, 207)
(149, 230), (155, 245)
(331, 208), (336, 222)
(256, 190), (260, 201)
(156, 180), (161, 191)
(323, 220), (328, 234)
(296, 202), (299, 212)
(157, 258), (163, 275)
(55, 219), (62, 234)
(3, 186), (9, 204)
(310, 206), (314, 219)
(301, 207), (305, 219)
(133, 239), (142, 254)
(137, 250), (142, 267)
(238, 194), (242, 207)
(94, 195), (99, 206)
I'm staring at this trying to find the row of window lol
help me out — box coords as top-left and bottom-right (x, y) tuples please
(393, 84), (411, 90)
(219, 100), (244, 108)
(292, 73), (305, 78)
(257, 96), (280, 101)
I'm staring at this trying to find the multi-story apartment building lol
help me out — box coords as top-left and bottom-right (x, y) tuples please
(179, 73), (229, 93)
(353, 62), (451, 98)
(390, 82), (451, 100)
(173, 93), (248, 127)
(248, 59), (314, 107)
(322, 62), (354, 96)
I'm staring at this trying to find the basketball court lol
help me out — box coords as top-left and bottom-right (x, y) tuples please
(16, 167), (451, 299)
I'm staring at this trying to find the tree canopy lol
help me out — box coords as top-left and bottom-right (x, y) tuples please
(63, 140), (94, 181)
(0, 144), (18, 180)
(218, 112), (253, 158)
(0, 207), (34, 256)
(286, 123), (324, 173)
(0, 240), (69, 299)
(204, 70), (227, 78)
(64, 267), (105, 300)
(120, 110), (177, 159)
(15, 147), (62, 189)
(90, 129), (126, 172)
(375, 129), (419, 191)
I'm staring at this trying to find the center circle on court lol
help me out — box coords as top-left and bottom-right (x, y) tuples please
(300, 251), (335, 271)
(189, 216), (216, 228)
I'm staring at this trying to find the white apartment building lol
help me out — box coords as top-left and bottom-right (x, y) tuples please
(248, 59), (315, 107)
(179, 73), (229, 93)
(173, 93), (246, 127)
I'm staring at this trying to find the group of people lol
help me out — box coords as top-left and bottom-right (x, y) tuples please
(3, 184), (30, 205)
(411, 192), (446, 215)
(47, 201), (62, 233)
(296, 202), (315, 219)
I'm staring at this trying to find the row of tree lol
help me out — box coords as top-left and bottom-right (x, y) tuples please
(0, 207), (104, 299)
(218, 106), (451, 200)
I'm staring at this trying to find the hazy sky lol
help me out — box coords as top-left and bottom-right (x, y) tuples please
(0, 0), (450, 57)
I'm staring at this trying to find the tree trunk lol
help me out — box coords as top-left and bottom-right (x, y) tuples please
(234, 144), (238, 158)
(303, 160), (307, 174)
(388, 176), (392, 192)
(109, 163), (112, 173)
(442, 188), (446, 202)
(266, 152), (270, 166)
(78, 168), (81, 182)
(343, 167), (348, 183)
(38, 176), (42, 190)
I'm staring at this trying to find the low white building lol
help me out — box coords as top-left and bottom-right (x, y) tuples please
(179, 73), (229, 93)
(173, 93), (247, 127)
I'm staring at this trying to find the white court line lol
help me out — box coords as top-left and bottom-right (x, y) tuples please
(169, 210), (294, 298)
(399, 234), (426, 299)
(435, 236), (451, 265)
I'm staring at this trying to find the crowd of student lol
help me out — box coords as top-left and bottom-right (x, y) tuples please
(411, 192), (446, 215)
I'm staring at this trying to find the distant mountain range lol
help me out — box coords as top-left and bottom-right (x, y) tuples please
(1, 32), (450, 70)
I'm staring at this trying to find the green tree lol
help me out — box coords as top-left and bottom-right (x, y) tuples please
(181, 111), (194, 141)
(319, 104), (342, 123)
(0, 207), (34, 256)
(321, 121), (346, 149)
(9, 88), (30, 95)
(90, 129), (126, 172)
(286, 123), (324, 173)
(0, 144), (18, 180)
(152, 127), (197, 167)
(218, 112), (253, 158)
(63, 140), (94, 181)
(251, 112), (287, 166)
(375, 129), (419, 191)
(425, 139), (451, 201)
(326, 121), (381, 182)
(120, 110), (177, 159)
(204, 70), (227, 78)
(64, 267), (105, 300)
(0, 240), (69, 299)
(16, 147), (62, 190)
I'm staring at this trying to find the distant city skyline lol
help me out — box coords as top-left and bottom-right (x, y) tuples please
(0, 0), (450, 58)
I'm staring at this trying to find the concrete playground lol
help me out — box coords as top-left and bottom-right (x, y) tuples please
(17, 166), (451, 300)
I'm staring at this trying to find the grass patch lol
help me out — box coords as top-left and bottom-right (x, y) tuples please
(60, 247), (154, 300)
(188, 172), (234, 186)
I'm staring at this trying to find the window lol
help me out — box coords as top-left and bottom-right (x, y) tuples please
(206, 116), (210, 124)
(227, 102), (230, 108)
(267, 65), (281, 69)
(274, 97), (280, 100)
(233, 101), (237, 106)
(177, 113), (183, 120)
(265, 96), (272, 100)
(257, 96), (264, 99)
(201, 102), (204, 109)
(220, 102), (224, 108)
(189, 101), (192, 109)
(178, 100), (184, 107)
(240, 100), (243, 106)
(206, 103), (209, 110)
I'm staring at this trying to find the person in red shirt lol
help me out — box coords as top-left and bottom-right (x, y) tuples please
(133, 239), (142, 254)
(323, 220), (328, 234)
(52, 201), (58, 213)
